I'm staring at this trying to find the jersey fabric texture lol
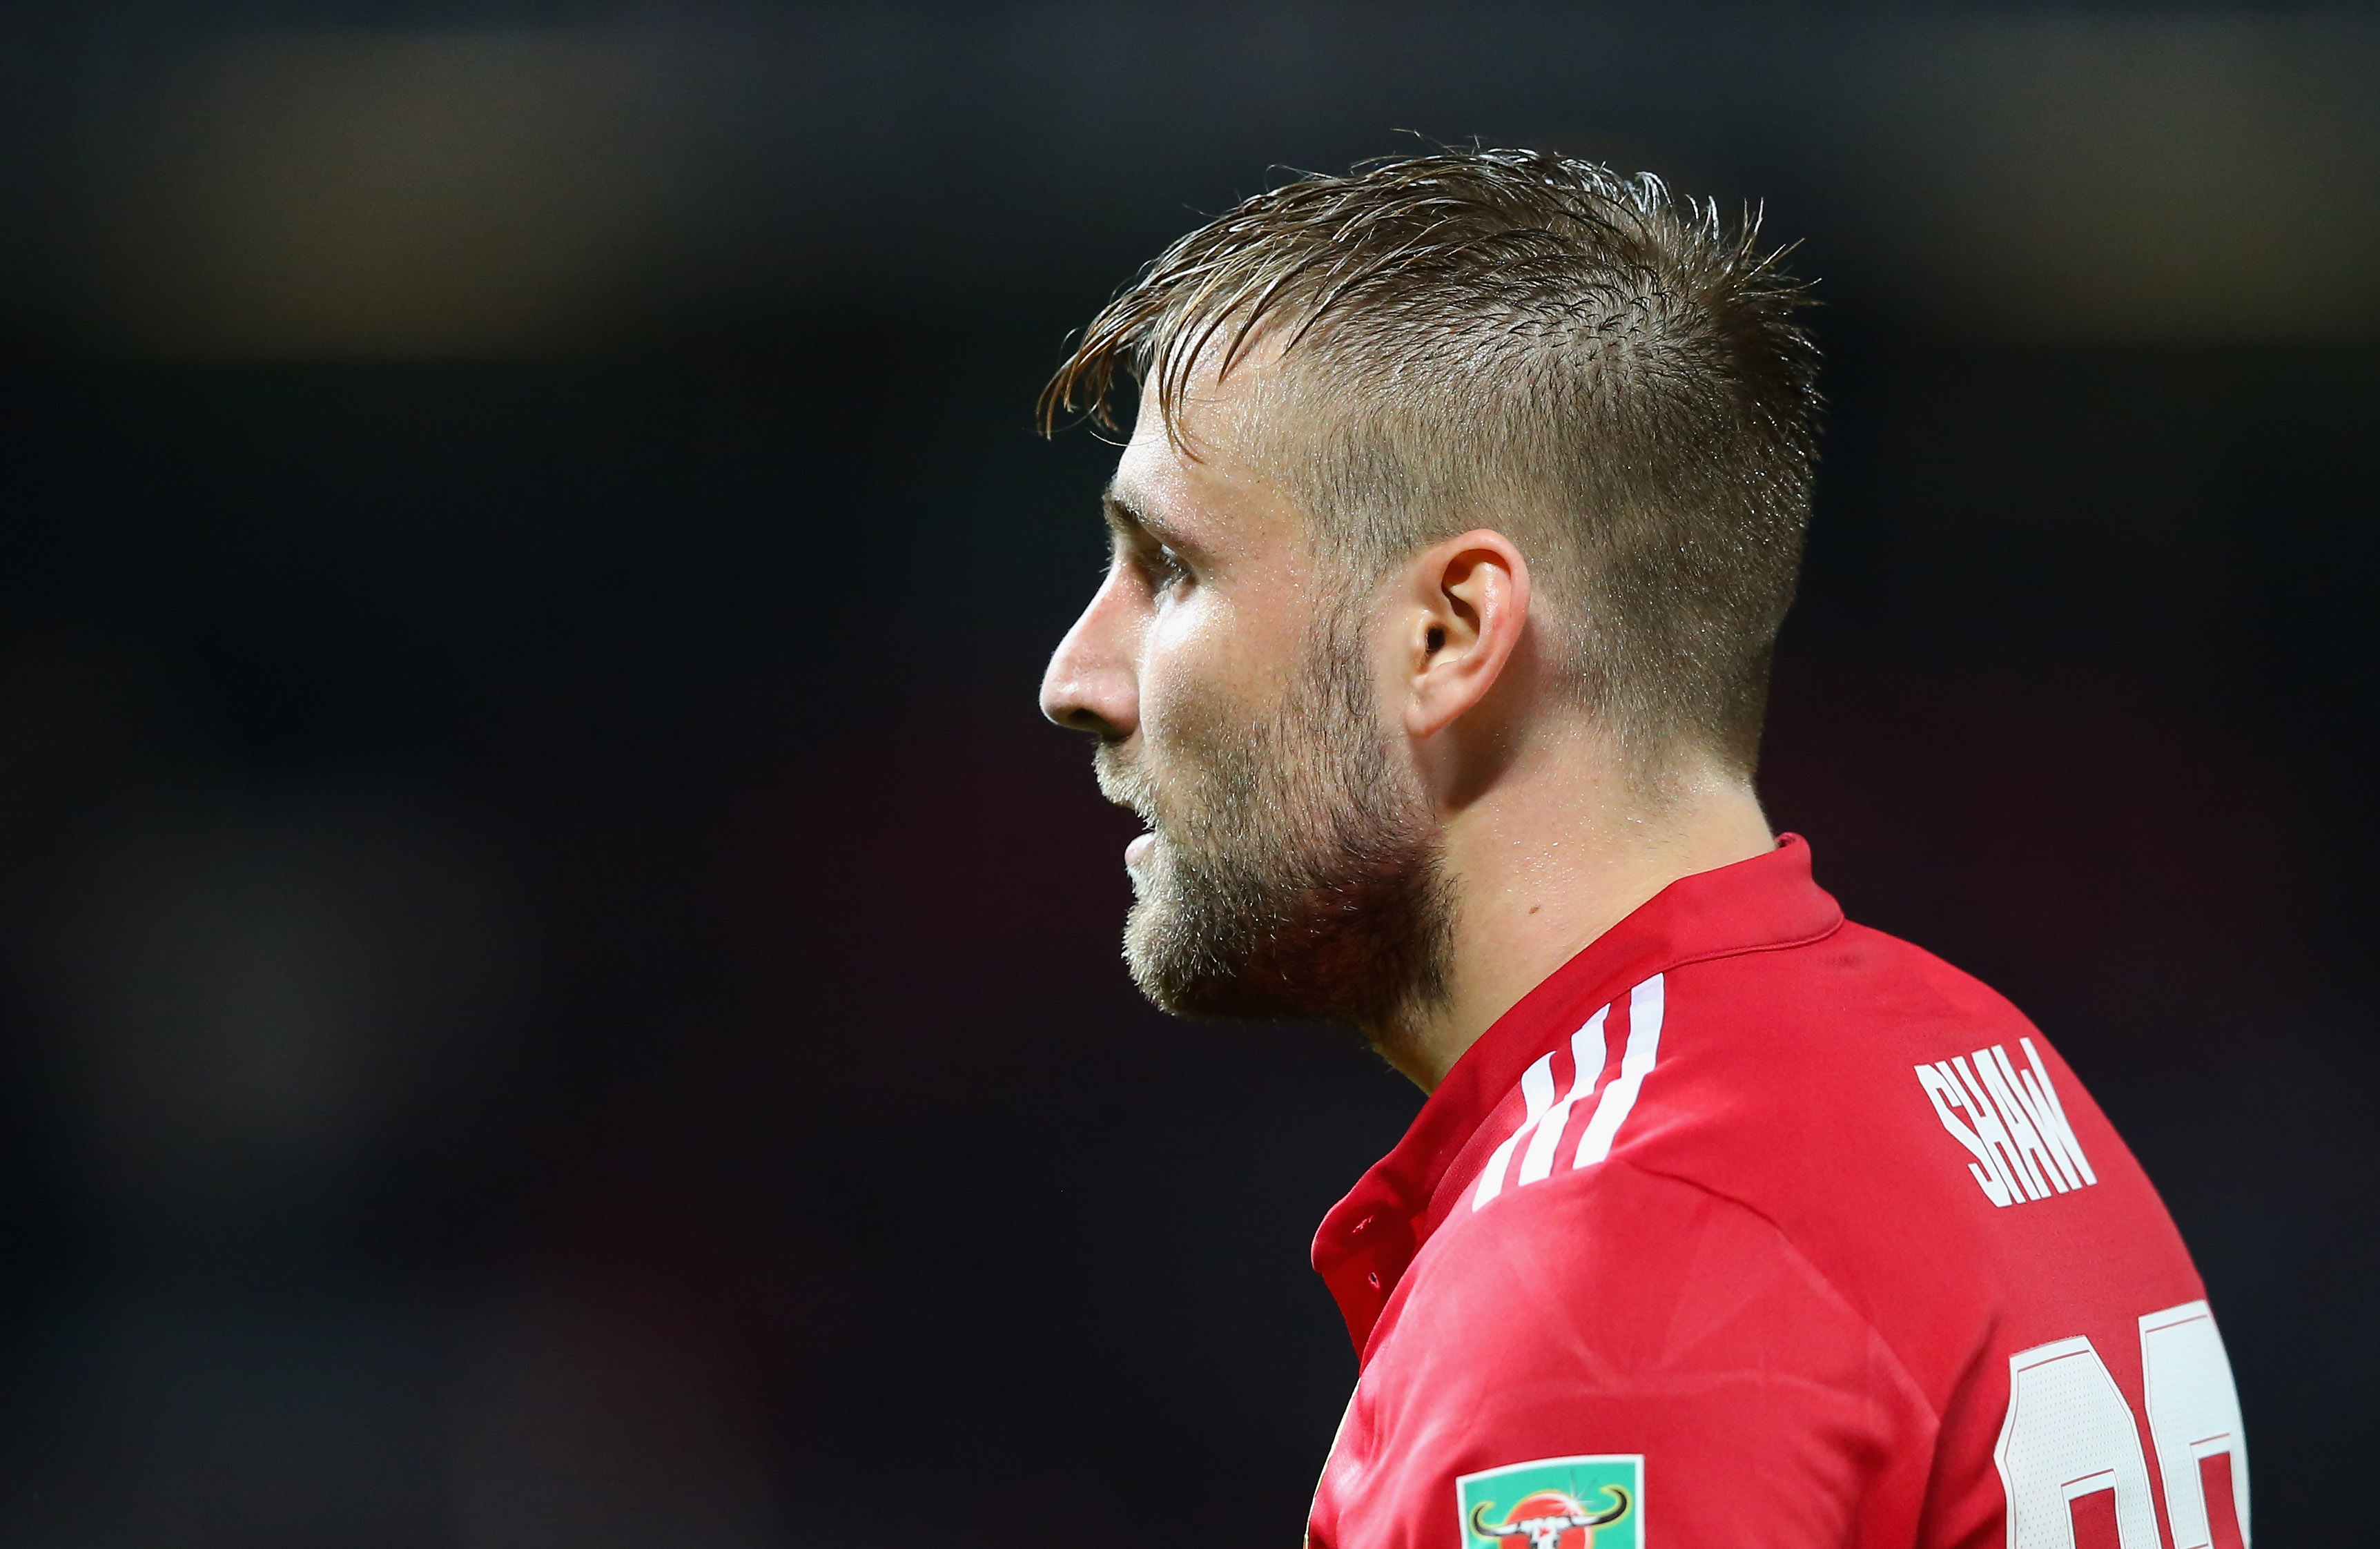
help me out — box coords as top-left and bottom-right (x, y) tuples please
(1306, 836), (2247, 1549)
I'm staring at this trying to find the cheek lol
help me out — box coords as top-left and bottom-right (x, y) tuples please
(1138, 588), (1278, 752)
(1138, 594), (1213, 726)
(1142, 578), (1314, 728)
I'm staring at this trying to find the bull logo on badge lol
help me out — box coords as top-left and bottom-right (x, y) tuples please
(1467, 1486), (1629, 1549)
(1457, 1455), (1640, 1549)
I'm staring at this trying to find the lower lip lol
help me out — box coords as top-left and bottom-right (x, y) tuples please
(1125, 832), (1156, 868)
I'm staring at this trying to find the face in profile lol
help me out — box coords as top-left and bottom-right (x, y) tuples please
(1041, 373), (1452, 1031)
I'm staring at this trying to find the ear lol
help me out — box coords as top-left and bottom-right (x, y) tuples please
(1395, 529), (1532, 740)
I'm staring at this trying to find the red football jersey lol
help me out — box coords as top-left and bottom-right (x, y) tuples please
(1307, 836), (2247, 1549)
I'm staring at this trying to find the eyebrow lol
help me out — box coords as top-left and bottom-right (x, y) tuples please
(1101, 481), (1191, 552)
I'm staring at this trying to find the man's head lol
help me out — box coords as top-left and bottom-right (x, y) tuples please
(1038, 147), (1817, 1030)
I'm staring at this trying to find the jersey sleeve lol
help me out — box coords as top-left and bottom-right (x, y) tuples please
(1311, 1161), (1939, 1549)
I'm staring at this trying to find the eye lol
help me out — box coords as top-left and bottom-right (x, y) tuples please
(1132, 538), (1191, 595)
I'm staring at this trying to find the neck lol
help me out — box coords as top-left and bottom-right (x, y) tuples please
(1365, 729), (1775, 1091)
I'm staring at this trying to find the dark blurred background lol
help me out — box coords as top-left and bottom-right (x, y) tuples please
(0, 2), (2371, 1543)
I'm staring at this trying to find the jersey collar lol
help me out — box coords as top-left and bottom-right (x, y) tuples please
(1310, 833), (1844, 1356)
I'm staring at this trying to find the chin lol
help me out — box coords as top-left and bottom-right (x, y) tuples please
(1122, 897), (1280, 1022)
(1120, 897), (1421, 1029)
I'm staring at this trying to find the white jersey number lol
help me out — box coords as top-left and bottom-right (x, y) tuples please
(1996, 1300), (2250, 1548)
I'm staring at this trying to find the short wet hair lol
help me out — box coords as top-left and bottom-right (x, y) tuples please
(1040, 146), (1821, 774)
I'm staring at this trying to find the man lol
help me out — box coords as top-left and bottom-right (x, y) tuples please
(1036, 149), (2247, 1549)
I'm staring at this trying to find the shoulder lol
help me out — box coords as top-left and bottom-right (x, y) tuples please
(1408, 1156), (1889, 1374)
(1447, 914), (2185, 1314)
(1593, 919), (2196, 1376)
(1648, 917), (2063, 1158)
(1382, 1153), (1933, 1421)
(1333, 1161), (1941, 1549)
(1437, 919), (2052, 1263)
(1541, 920), (2062, 1231)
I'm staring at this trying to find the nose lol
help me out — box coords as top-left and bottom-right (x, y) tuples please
(1039, 564), (1140, 740)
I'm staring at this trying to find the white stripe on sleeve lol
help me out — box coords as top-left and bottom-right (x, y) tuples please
(1471, 1052), (1558, 1210)
(1572, 973), (1666, 1169)
(1517, 1006), (1610, 1186)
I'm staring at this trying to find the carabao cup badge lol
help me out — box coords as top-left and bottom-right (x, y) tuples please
(1456, 1454), (1641, 1549)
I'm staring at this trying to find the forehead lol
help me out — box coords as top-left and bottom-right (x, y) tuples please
(1108, 349), (1305, 552)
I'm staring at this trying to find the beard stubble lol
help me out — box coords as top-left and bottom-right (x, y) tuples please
(1094, 610), (1454, 1031)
